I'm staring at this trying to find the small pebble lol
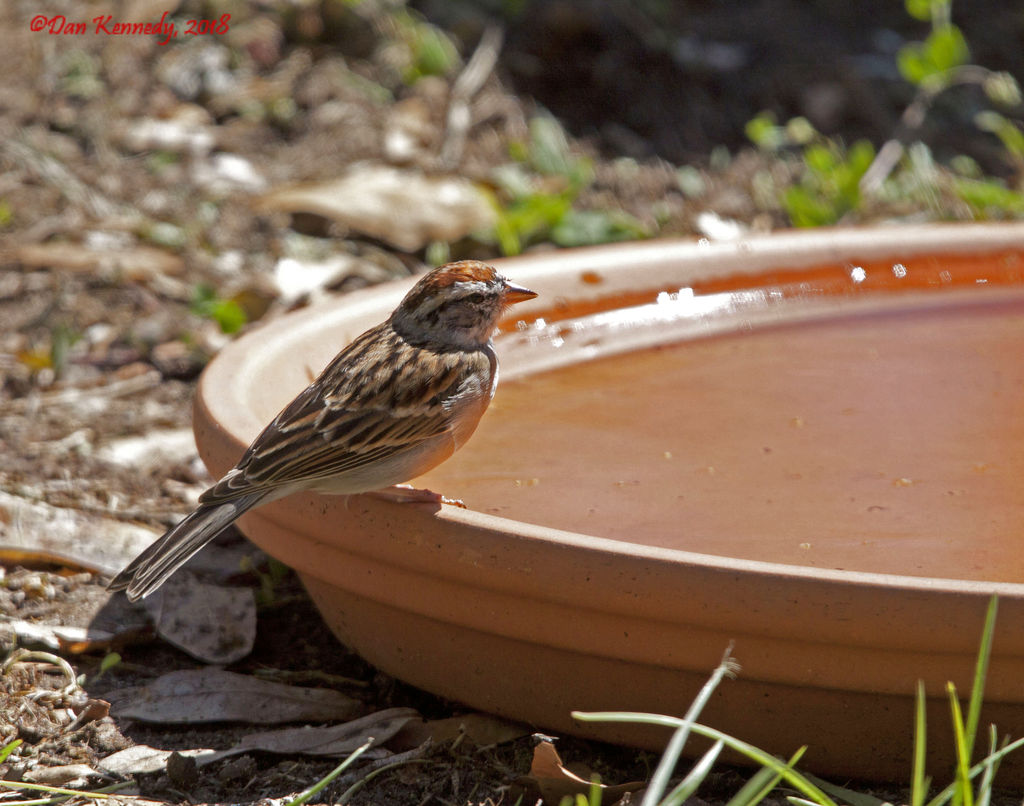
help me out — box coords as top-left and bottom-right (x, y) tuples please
(217, 755), (257, 783)
(166, 751), (199, 789)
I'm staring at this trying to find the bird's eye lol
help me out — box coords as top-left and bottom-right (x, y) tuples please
(462, 292), (485, 305)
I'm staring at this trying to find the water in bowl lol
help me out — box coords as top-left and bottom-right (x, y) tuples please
(416, 250), (1024, 582)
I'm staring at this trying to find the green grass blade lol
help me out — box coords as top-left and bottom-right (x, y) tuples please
(800, 772), (891, 806)
(912, 679), (929, 806)
(726, 766), (784, 806)
(726, 747), (807, 806)
(0, 783), (133, 806)
(660, 741), (724, 806)
(964, 596), (998, 760)
(0, 739), (22, 764)
(1, 799), (65, 806)
(974, 726), (1001, 806)
(640, 647), (738, 806)
(0, 782), (114, 800)
(925, 735), (1024, 806)
(572, 712), (835, 806)
(946, 682), (974, 806)
(285, 738), (373, 806)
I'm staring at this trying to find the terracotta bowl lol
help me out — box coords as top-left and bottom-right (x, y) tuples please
(194, 224), (1024, 782)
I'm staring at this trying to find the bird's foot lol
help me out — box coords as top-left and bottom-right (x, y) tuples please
(371, 484), (467, 508)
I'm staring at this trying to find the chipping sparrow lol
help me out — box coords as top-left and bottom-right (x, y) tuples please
(109, 260), (536, 601)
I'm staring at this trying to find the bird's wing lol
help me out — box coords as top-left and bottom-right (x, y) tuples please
(200, 326), (491, 504)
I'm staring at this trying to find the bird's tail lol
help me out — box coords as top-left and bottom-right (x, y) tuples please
(107, 491), (266, 601)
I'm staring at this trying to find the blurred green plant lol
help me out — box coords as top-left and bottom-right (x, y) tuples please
(190, 284), (248, 334)
(487, 116), (647, 255)
(60, 49), (104, 100)
(897, 0), (969, 89)
(746, 0), (1023, 226)
(394, 10), (458, 84)
(425, 239), (451, 267)
(242, 556), (292, 608)
(514, 115), (594, 186)
(553, 209), (649, 247)
(894, 0), (1022, 158)
(860, 0), (1023, 196)
(974, 110), (1024, 169)
(140, 219), (187, 249)
(49, 322), (80, 376)
(786, 139), (876, 227)
(747, 113), (875, 227)
(950, 175), (1024, 218)
(17, 322), (81, 378)
(95, 652), (122, 679)
(145, 150), (180, 176)
(559, 778), (604, 806)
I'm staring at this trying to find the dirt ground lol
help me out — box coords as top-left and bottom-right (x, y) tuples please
(2, 0), (1023, 804)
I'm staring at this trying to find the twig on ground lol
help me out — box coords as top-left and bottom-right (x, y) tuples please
(0, 369), (162, 413)
(336, 740), (434, 803)
(439, 26), (504, 170)
(860, 65), (1006, 194)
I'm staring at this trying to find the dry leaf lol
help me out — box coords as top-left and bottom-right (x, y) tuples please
(255, 164), (495, 251)
(116, 113), (215, 155)
(272, 253), (363, 304)
(519, 739), (645, 806)
(22, 763), (110, 787)
(1, 366), (163, 413)
(200, 706), (419, 762)
(96, 428), (198, 472)
(390, 713), (530, 751)
(98, 745), (216, 776)
(0, 567), (149, 655)
(16, 242), (184, 280)
(0, 490), (160, 576)
(110, 668), (362, 724)
(99, 709), (414, 775)
(143, 575), (256, 664)
(67, 698), (112, 731)
(1, 619), (118, 654)
(192, 153), (267, 194)
(384, 96), (434, 164)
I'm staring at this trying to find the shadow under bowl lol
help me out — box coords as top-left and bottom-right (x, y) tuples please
(194, 223), (1024, 782)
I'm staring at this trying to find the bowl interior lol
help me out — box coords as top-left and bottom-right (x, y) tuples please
(409, 247), (1024, 582)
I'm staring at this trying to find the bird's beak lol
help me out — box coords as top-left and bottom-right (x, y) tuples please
(502, 281), (538, 305)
